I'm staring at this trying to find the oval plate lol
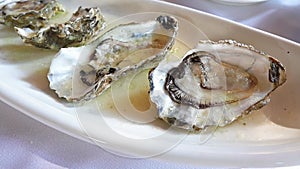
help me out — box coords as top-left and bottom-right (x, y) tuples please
(0, 0), (300, 167)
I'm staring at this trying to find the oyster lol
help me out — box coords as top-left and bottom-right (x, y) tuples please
(48, 15), (178, 102)
(0, 0), (64, 29)
(15, 6), (105, 49)
(149, 40), (286, 131)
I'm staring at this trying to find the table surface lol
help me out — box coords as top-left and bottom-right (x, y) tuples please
(1, 0), (300, 168)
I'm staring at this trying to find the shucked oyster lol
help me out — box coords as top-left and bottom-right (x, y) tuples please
(0, 0), (64, 29)
(48, 15), (178, 102)
(15, 6), (105, 49)
(149, 40), (286, 131)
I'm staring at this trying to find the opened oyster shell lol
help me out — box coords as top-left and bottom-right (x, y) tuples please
(149, 40), (286, 131)
(15, 6), (105, 49)
(0, 0), (64, 29)
(48, 15), (178, 102)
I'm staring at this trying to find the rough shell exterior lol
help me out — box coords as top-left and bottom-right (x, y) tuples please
(15, 6), (106, 49)
(0, 0), (64, 29)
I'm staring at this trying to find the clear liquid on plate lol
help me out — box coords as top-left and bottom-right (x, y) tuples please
(99, 39), (191, 115)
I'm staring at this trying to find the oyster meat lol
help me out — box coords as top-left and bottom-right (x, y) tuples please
(15, 6), (106, 49)
(0, 0), (64, 29)
(48, 15), (178, 102)
(149, 40), (286, 131)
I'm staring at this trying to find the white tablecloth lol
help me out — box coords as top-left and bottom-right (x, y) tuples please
(1, 0), (300, 168)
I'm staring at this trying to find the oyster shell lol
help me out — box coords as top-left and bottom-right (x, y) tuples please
(0, 0), (64, 29)
(149, 40), (286, 131)
(48, 15), (178, 102)
(15, 6), (105, 49)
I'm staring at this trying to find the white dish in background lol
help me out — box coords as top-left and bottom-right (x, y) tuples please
(211, 0), (269, 5)
(0, 0), (300, 167)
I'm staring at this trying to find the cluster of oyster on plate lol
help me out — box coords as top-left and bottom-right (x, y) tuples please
(1, 0), (105, 49)
(1, 0), (287, 131)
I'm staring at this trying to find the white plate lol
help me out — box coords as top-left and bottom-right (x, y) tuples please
(1, 0), (300, 167)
